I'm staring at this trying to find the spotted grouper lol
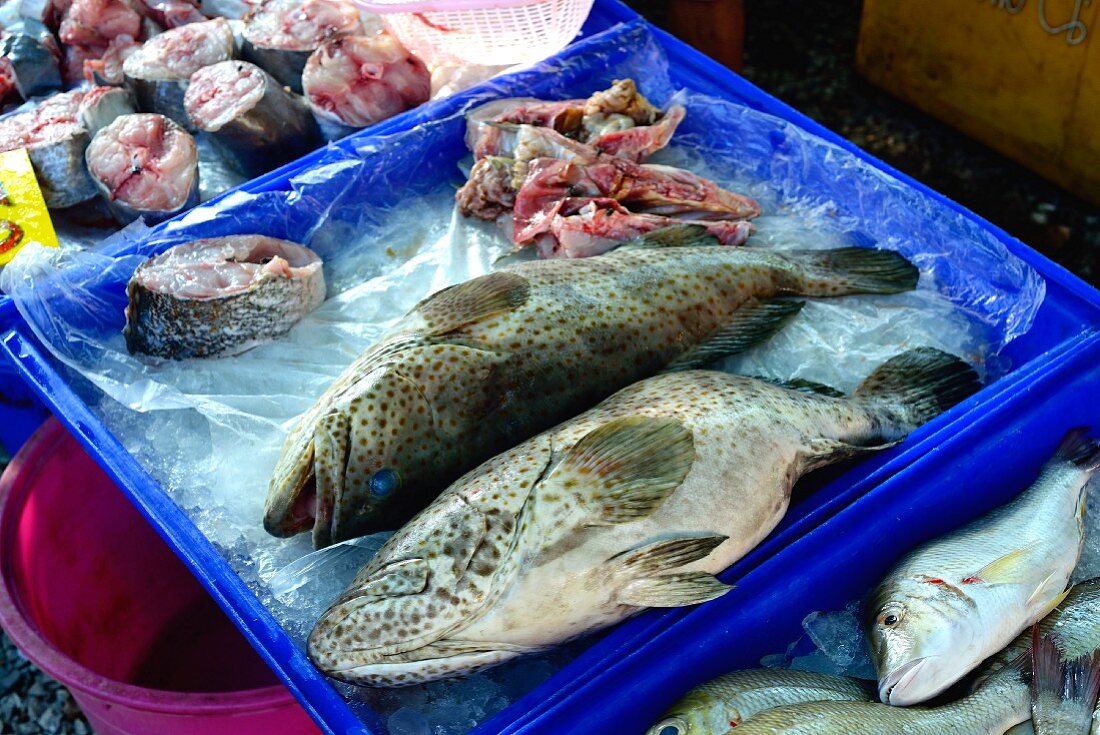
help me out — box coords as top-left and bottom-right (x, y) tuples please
(265, 229), (922, 548)
(308, 348), (980, 685)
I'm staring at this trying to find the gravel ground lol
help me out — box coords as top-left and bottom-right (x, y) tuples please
(2, 2), (1098, 733)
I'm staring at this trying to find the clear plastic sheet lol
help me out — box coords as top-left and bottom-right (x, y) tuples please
(1, 22), (1046, 734)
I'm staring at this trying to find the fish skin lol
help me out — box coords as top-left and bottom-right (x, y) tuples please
(265, 238), (921, 547)
(1, 18), (63, 98)
(185, 60), (321, 178)
(732, 659), (1030, 734)
(645, 669), (874, 735)
(79, 85), (137, 136)
(308, 349), (979, 686)
(124, 235), (326, 359)
(866, 430), (1100, 707)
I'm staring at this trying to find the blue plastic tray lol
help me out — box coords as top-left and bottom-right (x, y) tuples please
(491, 329), (1100, 734)
(0, 1), (637, 458)
(1, 10), (1100, 735)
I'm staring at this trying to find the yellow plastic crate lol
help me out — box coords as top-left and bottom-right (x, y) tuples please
(857, 0), (1100, 207)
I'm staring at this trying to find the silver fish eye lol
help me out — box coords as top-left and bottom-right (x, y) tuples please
(654, 717), (687, 735)
(369, 469), (401, 498)
(878, 602), (906, 628)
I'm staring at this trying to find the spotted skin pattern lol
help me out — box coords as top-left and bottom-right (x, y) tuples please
(266, 242), (917, 547)
(309, 360), (960, 687)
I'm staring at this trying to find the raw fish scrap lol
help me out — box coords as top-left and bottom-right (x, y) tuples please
(466, 79), (683, 163)
(124, 235), (326, 359)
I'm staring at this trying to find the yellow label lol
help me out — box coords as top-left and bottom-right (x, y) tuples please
(0, 149), (59, 266)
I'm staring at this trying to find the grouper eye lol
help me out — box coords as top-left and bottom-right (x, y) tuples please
(369, 469), (400, 498)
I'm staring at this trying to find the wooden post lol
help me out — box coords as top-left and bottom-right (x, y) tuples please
(667, 0), (745, 71)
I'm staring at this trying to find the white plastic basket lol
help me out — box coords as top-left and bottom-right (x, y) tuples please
(350, 0), (596, 67)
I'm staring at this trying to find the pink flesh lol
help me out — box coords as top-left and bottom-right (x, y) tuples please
(63, 42), (106, 85)
(134, 0), (206, 28)
(59, 0), (142, 46)
(134, 235), (322, 299)
(122, 17), (234, 81)
(0, 59), (14, 101)
(83, 33), (140, 85)
(0, 90), (85, 152)
(184, 61), (266, 131)
(77, 85), (117, 113)
(521, 198), (754, 259)
(86, 113), (197, 211)
(512, 155), (761, 240)
(244, 0), (361, 51)
(590, 105), (686, 163)
(303, 33), (430, 128)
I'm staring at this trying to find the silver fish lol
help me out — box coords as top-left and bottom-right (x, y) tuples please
(731, 656), (1030, 734)
(265, 233), (921, 547)
(124, 235), (326, 359)
(866, 430), (1100, 706)
(308, 348), (979, 686)
(1, 18), (62, 99)
(646, 669), (874, 735)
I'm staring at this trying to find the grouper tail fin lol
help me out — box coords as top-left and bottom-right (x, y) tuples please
(853, 347), (981, 430)
(782, 247), (919, 296)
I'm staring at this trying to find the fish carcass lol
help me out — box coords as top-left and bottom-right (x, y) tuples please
(308, 348), (979, 685)
(866, 429), (1100, 706)
(125, 235), (326, 359)
(265, 232), (921, 547)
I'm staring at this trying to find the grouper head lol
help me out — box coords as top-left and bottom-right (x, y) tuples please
(866, 575), (983, 706)
(307, 482), (535, 687)
(263, 361), (445, 548)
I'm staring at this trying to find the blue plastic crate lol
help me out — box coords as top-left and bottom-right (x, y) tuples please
(0, 11), (1098, 735)
(487, 330), (1100, 734)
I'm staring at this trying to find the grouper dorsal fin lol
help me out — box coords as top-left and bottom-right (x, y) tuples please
(415, 271), (530, 336)
(662, 300), (805, 373)
(544, 416), (695, 526)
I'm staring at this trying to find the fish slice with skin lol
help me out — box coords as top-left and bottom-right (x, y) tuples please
(732, 654), (1031, 734)
(265, 229), (922, 548)
(308, 347), (980, 686)
(645, 669), (875, 735)
(866, 430), (1100, 707)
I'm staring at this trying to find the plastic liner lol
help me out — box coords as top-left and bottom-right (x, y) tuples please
(0, 21), (1046, 734)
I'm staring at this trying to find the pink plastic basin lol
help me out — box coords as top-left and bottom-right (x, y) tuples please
(0, 419), (322, 735)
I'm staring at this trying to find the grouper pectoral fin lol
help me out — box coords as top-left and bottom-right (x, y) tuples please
(542, 416), (696, 526)
(610, 534), (732, 607)
(356, 558), (429, 598)
(312, 411), (350, 549)
(414, 271), (530, 336)
(661, 299), (805, 373)
(799, 436), (899, 474)
(619, 573), (732, 607)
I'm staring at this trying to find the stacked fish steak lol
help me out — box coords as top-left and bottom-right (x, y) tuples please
(648, 431), (1100, 734)
(0, 0), (432, 222)
(455, 80), (760, 259)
